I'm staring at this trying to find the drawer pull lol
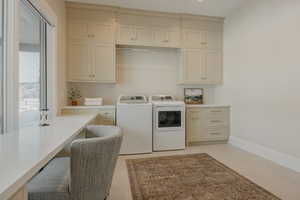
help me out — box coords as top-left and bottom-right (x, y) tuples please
(210, 132), (221, 135)
(189, 111), (201, 113)
(210, 110), (222, 113)
(210, 120), (222, 123)
(190, 118), (200, 120)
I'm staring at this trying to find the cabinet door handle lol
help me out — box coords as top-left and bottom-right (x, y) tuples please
(201, 77), (207, 80)
(201, 42), (207, 45)
(163, 39), (169, 43)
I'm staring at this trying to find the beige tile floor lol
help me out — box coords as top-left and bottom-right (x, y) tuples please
(109, 144), (300, 200)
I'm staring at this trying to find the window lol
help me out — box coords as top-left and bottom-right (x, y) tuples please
(0, 0), (4, 133)
(18, 0), (48, 128)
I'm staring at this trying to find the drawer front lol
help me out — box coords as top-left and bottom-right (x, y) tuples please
(207, 108), (228, 118)
(62, 108), (116, 125)
(62, 109), (98, 115)
(187, 107), (230, 143)
(207, 126), (229, 139)
(97, 110), (115, 125)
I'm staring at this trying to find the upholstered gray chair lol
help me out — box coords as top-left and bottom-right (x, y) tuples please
(28, 125), (123, 200)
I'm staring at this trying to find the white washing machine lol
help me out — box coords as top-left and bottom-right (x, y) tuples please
(117, 95), (152, 154)
(150, 95), (186, 151)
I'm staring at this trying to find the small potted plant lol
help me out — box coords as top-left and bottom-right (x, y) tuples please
(68, 87), (82, 106)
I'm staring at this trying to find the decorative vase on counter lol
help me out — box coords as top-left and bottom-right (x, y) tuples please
(68, 87), (82, 106)
(71, 100), (78, 106)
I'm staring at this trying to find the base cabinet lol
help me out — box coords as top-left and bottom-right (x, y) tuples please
(61, 107), (116, 125)
(187, 106), (230, 145)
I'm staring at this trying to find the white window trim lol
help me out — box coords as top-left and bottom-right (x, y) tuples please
(4, 0), (58, 132)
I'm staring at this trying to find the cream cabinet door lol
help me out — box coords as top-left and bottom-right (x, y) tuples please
(89, 23), (115, 44)
(207, 31), (222, 50)
(205, 50), (222, 84)
(92, 44), (116, 82)
(68, 21), (89, 40)
(187, 110), (207, 143)
(168, 30), (181, 48)
(117, 25), (137, 44)
(183, 30), (207, 49)
(153, 28), (180, 48)
(153, 28), (168, 47)
(180, 49), (222, 84)
(117, 25), (153, 46)
(135, 26), (154, 45)
(68, 39), (92, 81)
(182, 49), (206, 84)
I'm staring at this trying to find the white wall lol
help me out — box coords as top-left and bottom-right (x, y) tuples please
(215, 0), (300, 159)
(69, 47), (216, 105)
(45, 0), (67, 114)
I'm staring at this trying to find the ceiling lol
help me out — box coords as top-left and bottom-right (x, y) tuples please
(66, 0), (246, 18)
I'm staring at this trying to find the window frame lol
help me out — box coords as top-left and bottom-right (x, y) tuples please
(1, 0), (57, 133)
(0, 0), (7, 134)
(18, 0), (49, 128)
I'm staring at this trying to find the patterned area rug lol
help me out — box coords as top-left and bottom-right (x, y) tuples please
(126, 153), (281, 200)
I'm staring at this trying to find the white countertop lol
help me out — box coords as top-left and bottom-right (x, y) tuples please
(63, 105), (115, 109)
(0, 114), (97, 200)
(186, 104), (231, 108)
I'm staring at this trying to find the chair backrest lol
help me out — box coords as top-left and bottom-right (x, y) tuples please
(70, 126), (122, 200)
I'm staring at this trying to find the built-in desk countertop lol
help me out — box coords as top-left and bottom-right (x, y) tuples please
(0, 114), (97, 200)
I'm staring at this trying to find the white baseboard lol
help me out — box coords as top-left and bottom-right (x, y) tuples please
(229, 136), (300, 172)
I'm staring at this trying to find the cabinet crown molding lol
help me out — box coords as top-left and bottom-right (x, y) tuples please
(66, 2), (224, 22)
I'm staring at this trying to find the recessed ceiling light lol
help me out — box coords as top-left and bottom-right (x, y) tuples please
(197, 0), (204, 2)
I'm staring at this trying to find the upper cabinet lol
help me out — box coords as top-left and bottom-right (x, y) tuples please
(179, 49), (222, 85)
(116, 13), (181, 48)
(181, 18), (223, 50)
(179, 17), (224, 85)
(67, 7), (116, 83)
(66, 3), (224, 85)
